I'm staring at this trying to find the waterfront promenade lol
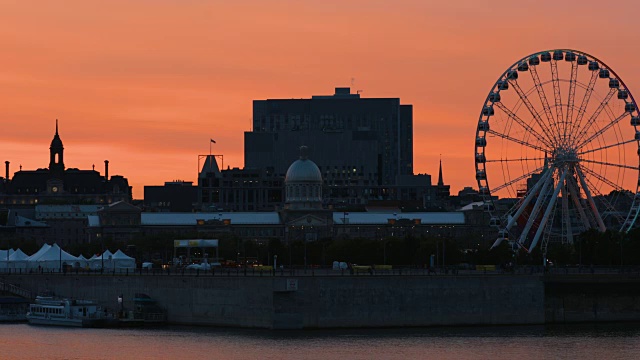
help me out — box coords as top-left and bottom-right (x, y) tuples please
(3, 266), (639, 329)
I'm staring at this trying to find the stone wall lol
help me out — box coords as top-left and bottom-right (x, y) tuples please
(545, 275), (640, 323)
(4, 273), (545, 329)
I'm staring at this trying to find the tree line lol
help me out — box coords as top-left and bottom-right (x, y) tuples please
(1, 227), (639, 267)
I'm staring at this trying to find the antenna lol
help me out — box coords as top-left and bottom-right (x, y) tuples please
(351, 77), (355, 86)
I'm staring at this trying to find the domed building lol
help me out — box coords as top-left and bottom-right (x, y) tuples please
(285, 146), (322, 210)
(281, 146), (333, 244)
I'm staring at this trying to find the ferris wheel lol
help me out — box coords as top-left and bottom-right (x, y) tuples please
(475, 49), (640, 255)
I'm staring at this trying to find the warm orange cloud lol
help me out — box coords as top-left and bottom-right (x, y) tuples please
(1, 0), (638, 198)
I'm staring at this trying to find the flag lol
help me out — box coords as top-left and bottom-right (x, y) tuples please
(210, 139), (216, 143)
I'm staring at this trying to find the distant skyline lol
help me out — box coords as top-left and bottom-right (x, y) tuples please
(1, 0), (639, 198)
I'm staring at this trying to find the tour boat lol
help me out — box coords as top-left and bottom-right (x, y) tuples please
(26, 295), (115, 327)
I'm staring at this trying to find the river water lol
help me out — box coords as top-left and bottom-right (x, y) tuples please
(1, 323), (639, 359)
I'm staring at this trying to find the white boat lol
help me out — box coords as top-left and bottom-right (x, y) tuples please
(26, 296), (114, 327)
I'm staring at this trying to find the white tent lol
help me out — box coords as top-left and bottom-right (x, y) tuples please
(90, 250), (114, 270)
(0, 249), (14, 269)
(111, 250), (136, 269)
(76, 254), (90, 269)
(7, 249), (29, 269)
(28, 244), (52, 261)
(29, 243), (81, 269)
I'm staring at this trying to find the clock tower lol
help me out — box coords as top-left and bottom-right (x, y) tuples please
(49, 119), (65, 180)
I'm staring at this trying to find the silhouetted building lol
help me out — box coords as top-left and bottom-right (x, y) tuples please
(88, 149), (489, 246)
(144, 181), (197, 212)
(247, 87), (417, 200)
(197, 155), (283, 212)
(197, 87), (431, 210)
(0, 121), (132, 208)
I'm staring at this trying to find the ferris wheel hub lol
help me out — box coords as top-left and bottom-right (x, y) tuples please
(552, 147), (578, 167)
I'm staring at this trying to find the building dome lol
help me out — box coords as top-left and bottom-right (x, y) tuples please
(285, 146), (322, 209)
(285, 147), (322, 183)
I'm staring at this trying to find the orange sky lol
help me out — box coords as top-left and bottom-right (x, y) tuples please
(1, 0), (639, 199)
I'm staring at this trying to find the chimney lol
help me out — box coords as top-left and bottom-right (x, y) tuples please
(4, 161), (8, 180)
(104, 160), (109, 180)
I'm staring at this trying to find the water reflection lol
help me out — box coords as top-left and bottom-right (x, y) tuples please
(2, 323), (640, 360)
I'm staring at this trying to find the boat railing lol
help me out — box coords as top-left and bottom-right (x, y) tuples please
(0, 281), (33, 299)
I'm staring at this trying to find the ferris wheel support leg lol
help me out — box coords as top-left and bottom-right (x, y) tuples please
(577, 167), (606, 232)
(517, 171), (555, 248)
(567, 175), (593, 230)
(530, 170), (567, 251)
(506, 170), (553, 231)
(562, 184), (573, 244)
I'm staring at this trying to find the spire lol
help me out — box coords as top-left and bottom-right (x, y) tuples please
(438, 155), (444, 186)
(49, 119), (64, 177)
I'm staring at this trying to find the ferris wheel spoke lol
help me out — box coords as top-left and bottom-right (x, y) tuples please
(566, 61), (579, 140)
(490, 165), (545, 194)
(579, 166), (635, 201)
(579, 158), (638, 171)
(517, 170), (556, 246)
(573, 88), (617, 145)
(493, 102), (554, 149)
(622, 195), (640, 233)
(576, 112), (629, 149)
(509, 80), (558, 146)
(576, 166), (607, 231)
(578, 138), (637, 156)
(485, 156), (547, 163)
(550, 60), (565, 141)
(487, 129), (548, 153)
(569, 70), (599, 143)
(528, 65), (557, 135)
(530, 169), (567, 251)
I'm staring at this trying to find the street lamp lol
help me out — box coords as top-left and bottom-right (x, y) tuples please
(118, 294), (123, 317)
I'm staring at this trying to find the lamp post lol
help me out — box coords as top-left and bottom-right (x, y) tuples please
(118, 294), (123, 317)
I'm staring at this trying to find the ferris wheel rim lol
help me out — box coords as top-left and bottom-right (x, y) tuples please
(474, 49), (640, 251)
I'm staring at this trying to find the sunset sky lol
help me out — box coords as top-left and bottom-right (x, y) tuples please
(1, 0), (639, 199)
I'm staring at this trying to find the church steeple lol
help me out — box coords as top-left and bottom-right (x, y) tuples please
(437, 155), (444, 187)
(49, 119), (65, 178)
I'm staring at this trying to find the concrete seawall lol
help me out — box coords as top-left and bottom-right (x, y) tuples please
(4, 273), (545, 329)
(545, 275), (640, 323)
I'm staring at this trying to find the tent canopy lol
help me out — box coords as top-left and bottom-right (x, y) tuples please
(9, 249), (29, 261)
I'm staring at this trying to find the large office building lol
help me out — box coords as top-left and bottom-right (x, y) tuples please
(200, 87), (434, 211)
